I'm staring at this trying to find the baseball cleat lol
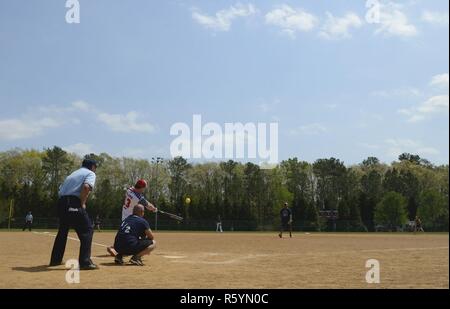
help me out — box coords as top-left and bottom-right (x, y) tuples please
(130, 255), (144, 266)
(79, 263), (99, 270)
(114, 254), (124, 265)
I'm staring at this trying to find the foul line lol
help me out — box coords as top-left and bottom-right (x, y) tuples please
(32, 231), (109, 248)
(361, 246), (449, 253)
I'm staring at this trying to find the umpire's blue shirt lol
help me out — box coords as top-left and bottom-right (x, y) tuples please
(58, 167), (96, 197)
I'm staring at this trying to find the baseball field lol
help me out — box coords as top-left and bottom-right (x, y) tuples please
(0, 231), (448, 289)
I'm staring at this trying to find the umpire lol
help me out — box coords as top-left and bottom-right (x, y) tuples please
(49, 159), (98, 270)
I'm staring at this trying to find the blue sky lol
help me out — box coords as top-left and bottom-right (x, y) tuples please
(0, 0), (448, 165)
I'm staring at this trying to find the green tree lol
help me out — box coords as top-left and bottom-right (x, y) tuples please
(220, 160), (241, 221)
(374, 191), (408, 231)
(168, 157), (191, 217)
(362, 157), (380, 167)
(0, 146), (448, 232)
(339, 168), (364, 231)
(243, 162), (265, 227)
(417, 190), (446, 230)
(360, 169), (383, 231)
(313, 158), (347, 211)
(383, 167), (420, 219)
(42, 146), (72, 202)
(280, 158), (318, 230)
(398, 153), (421, 165)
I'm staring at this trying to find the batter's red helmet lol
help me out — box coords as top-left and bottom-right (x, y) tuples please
(135, 179), (147, 189)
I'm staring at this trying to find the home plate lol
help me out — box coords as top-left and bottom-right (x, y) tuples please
(163, 255), (186, 259)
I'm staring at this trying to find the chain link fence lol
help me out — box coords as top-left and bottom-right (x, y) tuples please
(2, 215), (447, 232)
(1, 216), (378, 232)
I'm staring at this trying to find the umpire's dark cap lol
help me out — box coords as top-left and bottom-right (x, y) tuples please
(82, 158), (98, 170)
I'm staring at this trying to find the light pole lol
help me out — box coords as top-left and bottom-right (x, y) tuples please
(152, 157), (163, 231)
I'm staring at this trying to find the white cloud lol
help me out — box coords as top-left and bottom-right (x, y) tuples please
(0, 101), (96, 140)
(0, 117), (61, 140)
(290, 123), (327, 135)
(385, 139), (440, 158)
(370, 87), (422, 98)
(63, 143), (95, 156)
(319, 12), (362, 40)
(98, 111), (157, 133)
(76, 101), (157, 134)
(258, 98), (280, 113)
(259, 103), (270, 113)
(374, 3), (417, 37)
(35, 100), (92, 115)
(430, 73), (449, 89)
(0, 100), (157, 140)
(71, 100), (92, 112)
(265, 5), (318, 38)
(398, 73), (449, 122)
(359, 142), (380, 150)
(417, 95), (449, 113)
(421, 11), (449, 26)
(399, 95), (449, 122)
(192, 3), (256, 32)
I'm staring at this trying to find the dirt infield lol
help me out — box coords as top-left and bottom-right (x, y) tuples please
(0, 231), (448, 288)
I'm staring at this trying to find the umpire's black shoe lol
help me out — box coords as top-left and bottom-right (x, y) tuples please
(79, 263), (98, 270)
(49, 261), (63, 267)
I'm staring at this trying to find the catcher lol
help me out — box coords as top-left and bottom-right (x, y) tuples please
(113, 204), (156, 266)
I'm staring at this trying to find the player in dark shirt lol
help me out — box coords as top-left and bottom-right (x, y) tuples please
(279, 202), (293, 238)
(113, 204), (156, 266)
(414, 216), (424, 233)
(94, 215), (101, 231)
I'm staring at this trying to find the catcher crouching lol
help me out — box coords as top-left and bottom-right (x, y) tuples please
(113, 204), (156, 266)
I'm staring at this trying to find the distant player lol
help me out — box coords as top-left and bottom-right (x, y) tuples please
(279, 202), (292, 238)
(113, 204), (156, 266)
(22, 211), (33, 231)
(414, 216), (424, 233)
(94, 215), (101, 231)
(216, 215), (223, 233)
(107, 179), (157, 256)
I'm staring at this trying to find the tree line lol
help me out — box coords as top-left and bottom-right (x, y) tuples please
(0, 147), (448, 231)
